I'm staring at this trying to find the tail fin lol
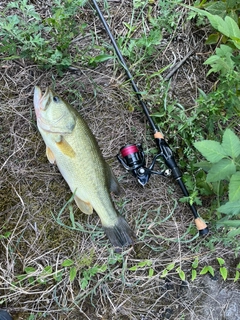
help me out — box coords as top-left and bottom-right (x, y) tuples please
(103, 216), (134, 251)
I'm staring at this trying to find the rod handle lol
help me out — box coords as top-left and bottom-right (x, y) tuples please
(195, 218), (209, 235)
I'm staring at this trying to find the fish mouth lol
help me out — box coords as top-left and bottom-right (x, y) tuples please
(34, 86), (51, 112)
(34, 86), (52, 131)
(40, 87), (51, 103)
(34, 86), (70, 134)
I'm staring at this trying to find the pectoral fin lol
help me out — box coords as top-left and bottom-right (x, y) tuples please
(56, 137), (76, 158)
(46, 147), (56, 164)
(74, 195), (93, 215)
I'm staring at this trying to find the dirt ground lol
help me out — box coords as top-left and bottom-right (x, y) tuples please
(1, 1), (240, 319)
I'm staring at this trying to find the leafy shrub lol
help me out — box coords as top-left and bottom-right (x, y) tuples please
(0, 0), (87, 71)
(187, 2), (240, 75)
(194, 128), (240, 234)
(117, 0), (182, 64)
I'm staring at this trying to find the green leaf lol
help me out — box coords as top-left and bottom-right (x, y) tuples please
(28, 276), (35, 285)
(208, 15), (230, 37)
(227, 228), (240, 237)
(207, 266), (215, 277)
(232, 38), (240, 50)
(204, 50), (234, 75)
(161, 269), (168, 278)
(205, 2), (226, 16)
(122, 22), (137, 32)
(40, 265), (53, 279)
(203, 45), (234, 75)
(138, 260), (152, 267)
(16, 274), (28, 281)
(88, 266), (98, 276)
(149, 268), (154, 277)
(69, 205), (76, 228)
(37, 278), (46, 284)
(207, 13), (225, 32)
(199, 266), (208, 275)
(217, 200), (240, 216)
(194, 161), (212, 171)
(179, 270), (186, 281)
(98, 265), (107, 272)
(191, 269), (197, 281)
(194, 140), (227, 163)
(217, 219), (240, 227)
(176, 267), (185, 281)
(89, 54), (113, 66)
(206, 158), (236, 182)
(234, 270), (239, 282)
(69, 266), (77, 282)
(129, 265), (138, 271)
(216, 257), (225, 266)
(53, 270), (63, 282)
(187, 8), (225, 35)
(129, 260), (152, 271)
(166, 262), (175, 271)
(192, 257), (199, 269)
(229, 172), (240, 201)
(225, 16), (240, 40)
(205, 33), (220, 45)
(80, 277), (88, 290)
(186, 7), (240, 48)
(61, 259), (74, 267)
(24, 267), (36, 274)
(222, 128), (240, 158)
(204, 55), (220, 66)
(200, 266), (214, 276)
(215, 45), (233, 57)
(232, 55), (240, 65)
(0, 231), (11, 239)
(220, 267), (228, 281)
(43, 266), (52, 273)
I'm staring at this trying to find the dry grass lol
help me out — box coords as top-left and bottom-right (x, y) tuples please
(1, 1), (239, 319)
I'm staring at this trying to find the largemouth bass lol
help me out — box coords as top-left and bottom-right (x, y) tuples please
(34, 86), (134, 250)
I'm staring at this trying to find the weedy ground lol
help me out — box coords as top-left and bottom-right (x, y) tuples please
(1, 0), (240, 319)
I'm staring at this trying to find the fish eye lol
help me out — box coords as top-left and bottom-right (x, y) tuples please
(53, 96), (59, 103)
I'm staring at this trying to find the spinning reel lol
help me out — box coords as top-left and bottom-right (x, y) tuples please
(117, 144), (171, 186)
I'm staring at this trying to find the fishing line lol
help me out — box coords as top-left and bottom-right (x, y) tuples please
(91, 0), (209, 236)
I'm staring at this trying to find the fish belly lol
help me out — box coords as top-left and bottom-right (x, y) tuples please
(39, 120), (119, 227)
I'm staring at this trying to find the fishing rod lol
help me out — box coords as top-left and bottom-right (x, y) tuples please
(91, 0), (209, 236)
